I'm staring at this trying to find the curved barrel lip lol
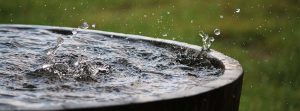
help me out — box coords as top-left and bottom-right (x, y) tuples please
(0, 24), (243, 110)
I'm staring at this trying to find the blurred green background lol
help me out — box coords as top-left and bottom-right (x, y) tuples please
(0, 0), (299, 110)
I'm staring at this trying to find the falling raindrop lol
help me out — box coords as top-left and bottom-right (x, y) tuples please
(167, 11), (170, 15)
(190, 20), (194, 23)
(214, 29), (221, 35)
(220, 15), (224, 19)
(235, 8), (240, 13)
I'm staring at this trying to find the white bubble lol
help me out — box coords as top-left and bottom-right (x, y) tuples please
(214, 29), (221, 35)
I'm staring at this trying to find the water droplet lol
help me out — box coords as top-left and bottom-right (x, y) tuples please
(190, 20), (194, 23)
(162, 33), (168, 37)
(214, 29), (221, 35)
(235, 8), (240, 13)
(81, 22), (89, 29)
(199, 31), (215, 51)
(92, 24), (96, 28)
(220, 15), (224, 19)
(209, 37), (215, 42)
(199, 31), (208, 41)
(167, 11), (170, 14)
(72, 29), (78, 35)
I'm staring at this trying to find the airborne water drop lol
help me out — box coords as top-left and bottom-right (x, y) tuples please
(235, 8), (240, 13)
(92, 24), (96, 28)
(214, 29), (221, 35)
(220, 15), (224, 19)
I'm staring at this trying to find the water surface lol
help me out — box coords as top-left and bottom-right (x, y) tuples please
(0, 27), (222, 110)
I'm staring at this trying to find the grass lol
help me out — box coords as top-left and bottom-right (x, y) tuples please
(0, 0), (299, 110)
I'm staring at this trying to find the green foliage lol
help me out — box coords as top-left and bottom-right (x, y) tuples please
(0, 0), (299, 110)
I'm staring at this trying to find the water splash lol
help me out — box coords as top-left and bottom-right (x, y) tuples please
(199, 31), (215, 51)
(40, 22), (111, 79)
(81, 22), (89, 29)
(43, 36), (64, 73)
(45, 36), (64, 57)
